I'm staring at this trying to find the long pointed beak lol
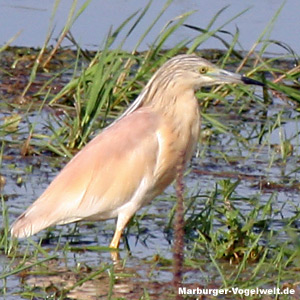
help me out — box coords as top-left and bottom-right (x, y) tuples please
(241, 75), (264, 86)
(210, 69), (264, 87)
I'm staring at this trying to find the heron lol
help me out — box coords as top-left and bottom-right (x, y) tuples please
(11, 54), (263, 249)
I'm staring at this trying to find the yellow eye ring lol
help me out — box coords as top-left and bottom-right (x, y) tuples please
(199, 66), (208, 74)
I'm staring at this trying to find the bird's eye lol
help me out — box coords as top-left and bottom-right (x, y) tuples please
(199, 66), (208, 74)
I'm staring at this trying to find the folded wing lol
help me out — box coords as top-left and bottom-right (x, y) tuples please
(11, 108), (163, 238)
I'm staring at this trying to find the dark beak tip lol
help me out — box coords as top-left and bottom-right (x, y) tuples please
(241, 76), (264, 87)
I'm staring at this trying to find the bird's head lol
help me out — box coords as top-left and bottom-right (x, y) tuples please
(123, 54), (263, 116)
(158, 54), (263, 90)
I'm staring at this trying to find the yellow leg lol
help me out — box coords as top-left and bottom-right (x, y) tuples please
(109, 214), (131, 262)
(109, 213), (132, 249)
(110, 250), (120, 263)
(110, 229), (122, 249)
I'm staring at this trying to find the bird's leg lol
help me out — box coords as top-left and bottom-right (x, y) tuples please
(109, 213), (132, 249)
(110, 226), (123, 263)
(110, 229), (122, 249)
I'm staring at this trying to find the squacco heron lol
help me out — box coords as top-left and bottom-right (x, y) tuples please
(11, 54), (262, 248)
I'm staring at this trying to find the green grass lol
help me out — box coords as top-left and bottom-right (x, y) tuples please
(1, 0), (300, 299)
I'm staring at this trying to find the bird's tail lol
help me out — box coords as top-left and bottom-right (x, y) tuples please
(10, 206), (52, 238)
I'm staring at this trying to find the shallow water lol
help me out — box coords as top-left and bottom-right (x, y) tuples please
(0, 0), (299, 54)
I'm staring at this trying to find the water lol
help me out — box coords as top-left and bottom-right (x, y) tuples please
(0, 0), (299, 54)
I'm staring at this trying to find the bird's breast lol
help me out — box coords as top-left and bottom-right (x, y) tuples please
(151, 97), (200, 193)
